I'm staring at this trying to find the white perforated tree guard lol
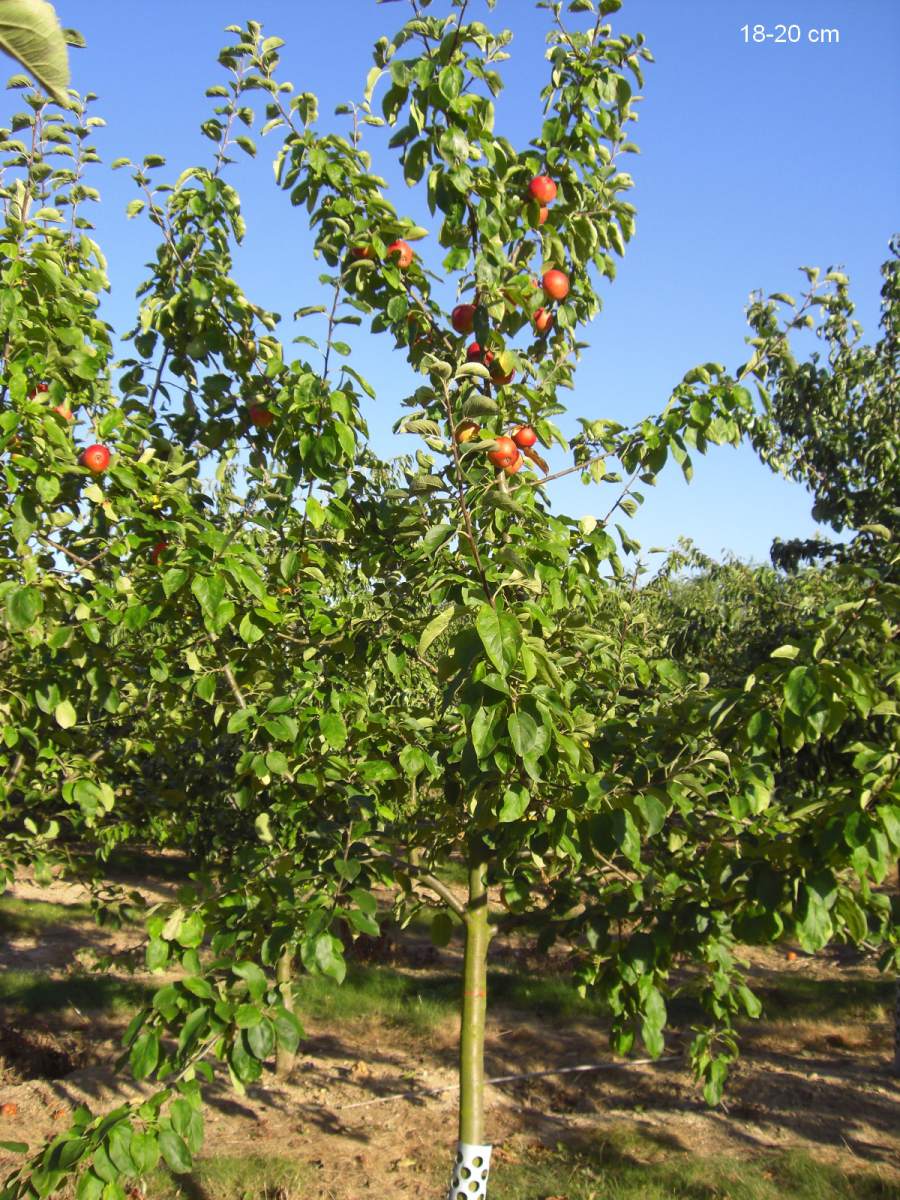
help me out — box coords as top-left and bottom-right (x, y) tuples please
(447, 1142), (492, 1198)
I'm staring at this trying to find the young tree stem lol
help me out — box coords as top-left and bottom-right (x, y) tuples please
(275, 945), (297, 1079)
(458, 850), (491, 1145)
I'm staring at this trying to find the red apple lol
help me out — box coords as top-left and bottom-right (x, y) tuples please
(529, 176), (557, 204)
(248, 404), (273, 429)
(504, 453), (524, 475)
(488, 436), (519, 469)
(542, 269), (570, 301)
(80, 444), (111, 474)
(150, 540), (168, 565)
(512, 425), (537, 449)
(350, 245), (374, 260)
(52, 403), (74, 422)
(451, 303), (476, 334)
(467, 342), (484, 362)
(386, 239), (414, 269)
(533, 307), (553, 334)
(538, 206), (549, 226)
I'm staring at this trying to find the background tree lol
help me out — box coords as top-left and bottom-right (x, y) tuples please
(747, 237), (898, 570)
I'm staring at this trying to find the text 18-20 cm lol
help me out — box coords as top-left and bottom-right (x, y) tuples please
(740, 25), (840, 44)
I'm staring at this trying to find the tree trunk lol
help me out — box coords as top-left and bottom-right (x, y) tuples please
(275, 946), (297, 1080)
(447, 851), (493, 1199)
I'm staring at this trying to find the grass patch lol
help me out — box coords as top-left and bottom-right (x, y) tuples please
(489, 970), (605, 1020)
(0, 897), (93, 936)
(133, 1138), (900, 1199)
(0, 968), (151, 1015)
(436, 858), (469, 888)
(102, 847), (197, 883)
(293, 963), (605, 1032)
(491, 1134), (900, 1200)
(755, 974), (892, 1024)
(295, 963), (456, 1033)
(149, 1154), (312, 1199)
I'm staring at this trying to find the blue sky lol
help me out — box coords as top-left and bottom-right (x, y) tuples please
(45, 0), (899, 564)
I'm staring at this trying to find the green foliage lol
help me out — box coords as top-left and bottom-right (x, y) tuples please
(747, 237), (899, 567)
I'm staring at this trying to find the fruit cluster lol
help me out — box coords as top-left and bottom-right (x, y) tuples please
(451, 176), (567, 362)
(455, 421), (540, 477)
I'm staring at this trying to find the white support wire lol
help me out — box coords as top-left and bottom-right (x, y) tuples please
(311, 1054), (683, 1113)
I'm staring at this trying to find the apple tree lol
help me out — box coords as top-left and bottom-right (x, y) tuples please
(1, 3), (897, 1198)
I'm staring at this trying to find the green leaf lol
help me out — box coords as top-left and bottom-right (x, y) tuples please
(6, 584), (43, 630)
(418, 604), (460, 657)
(640, 984), (666, 1057)
(146, 937), (168, 972)
(437, 64), (463, 101)
(399, 744), (426, 777)
(796, 881), (833, 953)
(176, 1005), (208, 1058)
(263, 714), (298, 742)
(35, 472), (59, 504)
(471, 705), (500, 758)
(232, 961), (267, 1001)
(703, 1056), (728, 1106)
(636, 793), (667, 836)
(190, 574), (234, 634)
(0, 0), (71, 106)
(737, 984), (762, 1019)
(612, 809), (641, 866)
(835, 892), (868, 943)
(358, 759), (399, 782)
(246, 1017), (276, 1060)
(159, 1130), (192, 1175)
(507, 711), (542, 759)
(303, 932), (346, 983)
(161, 568), (188, 598)
(272, 1006), (303, 1055)
(175, 911), (204, 948)
(238, 613), (264, 644)
(319, 711), (347, 749)
(170, 1099), (194, 1139)
(265, 750), (290, 775)
(420, 523), (455, 555)
(107, 1122), (135, 1177)
(182, 976), (215, 1000)
(770, 644), (799, 660)
(475, 605), (521, 675)
(226, 706), (254, 734)
(76, 1172), (104, 1200)
(783, 665), (819, 716)
(235, 1003), (261, 1029)
(53, 699), (76, 728)
(129, 1031), (159, 1080)
(498, 784), (530, 823)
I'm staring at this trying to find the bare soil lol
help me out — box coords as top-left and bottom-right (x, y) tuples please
(1, 869), (898, 1197)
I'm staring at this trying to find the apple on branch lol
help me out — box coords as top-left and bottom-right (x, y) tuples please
(80, 444), (111, 473)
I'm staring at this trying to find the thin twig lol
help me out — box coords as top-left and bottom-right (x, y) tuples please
(221, 664), (247, 709)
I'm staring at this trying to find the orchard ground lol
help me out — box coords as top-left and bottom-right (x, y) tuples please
(0, 856), (897, 1200)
